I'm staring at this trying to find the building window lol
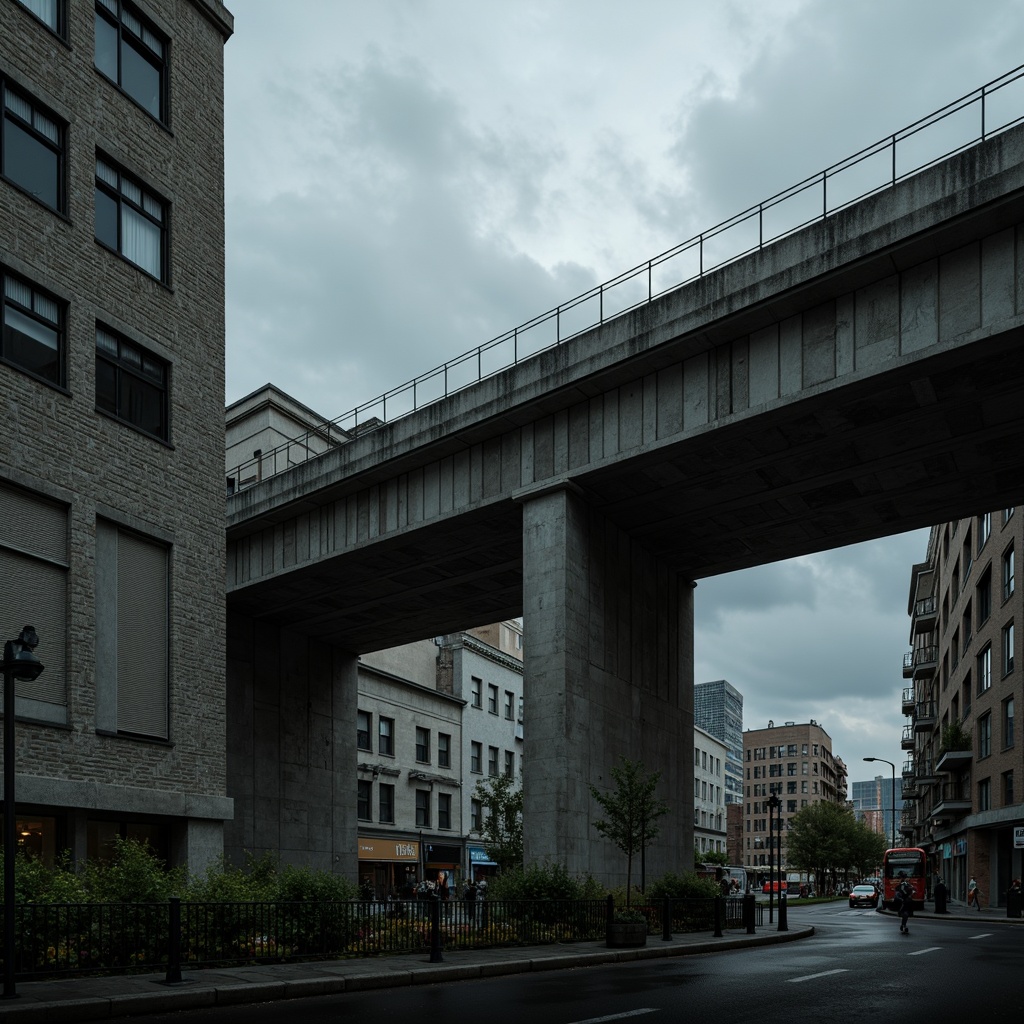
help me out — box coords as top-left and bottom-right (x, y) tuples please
(1004, 622), (1015, 676)
(1, 78), (64, 212)
(437, 732), (451, 769)
(94, 0), (167, 121)
(356, 710), (371, 751)
(1003, 771), (1014, 806)
(979, 713), (991, 759)
(438, 793), (451, 830)
(488, 746), (498, 777)
(378, 717), (394, 757)
(977, 645), (992, 694)
(415, 789), (430, 828)
(415, 726), (430, 763)
(1, 268), (64, 385)
(471, 677), (482, 708)
(15, 0), (65, 35)
(487, 684), (498, 714)
(978, 513), (991, 551)
(470, 741), (482, 773)
(1004, 546), (1015, 601)
(978, 777), (991, 812)
(95, 155), (167, 280)
(504, 750), (514, 778)
(504, 690), (514, 720)
(470, 799), (481, 831)
(95, 325), (168, 440)
(977, 569), (991, 626)
(1003, 697), (1014, 749)
(379, 784), (394, 824)
(0, 483), (68, 717)
(357, 780), (371, 821)
(95, 521), (169, 739)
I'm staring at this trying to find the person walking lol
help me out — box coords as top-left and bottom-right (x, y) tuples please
(895, 877), (914, 934)
(968, 876), (981, 910)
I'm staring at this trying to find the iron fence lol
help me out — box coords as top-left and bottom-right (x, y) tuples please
(4, 895), (759, 981)
(226, 65), (1024, 491)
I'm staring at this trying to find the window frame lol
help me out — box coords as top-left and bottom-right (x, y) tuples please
(471, 677), (482, 708)
(437, 732), (451, 769)
(14, 0), (67, 37)
(487, 684), (498, 715)
(95, 323), (169, 441)
(95, 154), (168, 282)
(978, 713), (992, 760)
(93, 0), (168, 122)
(438, 792), (451, 831)
(414, 789), (430, 828)
(1003, 621), (1015, 676)
(1004, 545), (1015, 602)
(415, 726), (430, 764)
(356, 779), (371, 822)
(356, 710), (371, 751)
(470, 741), (482, 774)
(1, 76), (66, 213)
(487, 745), (498, 777)
(1, 266), (65, 387)
(378, 783), (395, 824)
(378, 716), (394, 757)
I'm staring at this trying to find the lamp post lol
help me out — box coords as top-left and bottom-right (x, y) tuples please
(767, 792), (780, 924)
(2, 626), (44, 1000)
(863, 756), (896, 850)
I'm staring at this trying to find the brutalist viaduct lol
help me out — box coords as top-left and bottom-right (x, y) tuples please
(225, 123), (1024, 884)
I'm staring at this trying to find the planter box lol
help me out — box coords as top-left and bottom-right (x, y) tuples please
(606, 920), (647, 948)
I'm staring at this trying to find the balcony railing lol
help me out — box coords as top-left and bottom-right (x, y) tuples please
(901, 724), (915, 750)
(225, 65), (1024, 493)
(914, 701), (937, 731)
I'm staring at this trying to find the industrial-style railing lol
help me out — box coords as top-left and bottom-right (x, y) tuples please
(5, 895), (758, 981)
(226, 66), (1024, 492)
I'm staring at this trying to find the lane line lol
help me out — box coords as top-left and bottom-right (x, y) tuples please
(969, 933), (993, 939)
(787, 969), (849, 983)
(567, 1010), (659, 1024)
(907, 947), (941, 955)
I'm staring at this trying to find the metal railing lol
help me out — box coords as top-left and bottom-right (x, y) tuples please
(225, 65), (1024, 492)
(4, 896), (754, 981)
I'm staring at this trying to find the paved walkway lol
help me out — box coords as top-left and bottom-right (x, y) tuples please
(1, 901), (1019, 1022)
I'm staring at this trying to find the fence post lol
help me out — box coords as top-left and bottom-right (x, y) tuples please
(429, 895), (443, 963)
(743, 893), (755, 934)
(713, 895), (723, 937)
(662, 897), (672, 941)
(606, 894), (614, 929)
(777, 891), (789, 932)
(164, 898), (182, 984)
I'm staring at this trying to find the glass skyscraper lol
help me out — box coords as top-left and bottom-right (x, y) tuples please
(695, 679), (744, 804)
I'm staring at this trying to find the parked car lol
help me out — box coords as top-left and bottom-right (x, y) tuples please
(849, 884), (879, 908)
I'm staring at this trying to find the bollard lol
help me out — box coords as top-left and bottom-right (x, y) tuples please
(743, 893), (755, 934)
(164, 897), (183, 984)
(1007, 888), (1022, 919)
(777, 890), (788, 932)
(429, 895), (444, 963)
(934, 882), (948, 914)
(713, 894), (723, 937)
(662, 897), (672, 941)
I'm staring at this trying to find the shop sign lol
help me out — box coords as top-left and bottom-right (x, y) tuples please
(358, 838), (420, 861)
(469, 845), (495, 864)
(955, 838), (967, 855)
(1014, 826), (1024, 849)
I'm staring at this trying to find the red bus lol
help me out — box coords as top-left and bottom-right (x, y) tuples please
(882, 847), (927, 909)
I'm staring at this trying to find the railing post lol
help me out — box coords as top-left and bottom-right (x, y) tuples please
(713, 895), (723, 937)
(777, 890), (789, 932)
(606, 894), (614, 929)
(743, 893), (755, 934)
(662, 897), (671, 941)
(429, 895), (443, 963)
(164, 897), (182, 984)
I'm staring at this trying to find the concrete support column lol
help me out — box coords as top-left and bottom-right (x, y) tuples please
(521, 486), (694, 885)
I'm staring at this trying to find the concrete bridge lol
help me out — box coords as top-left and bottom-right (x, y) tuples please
(226, 120), (1024, 882)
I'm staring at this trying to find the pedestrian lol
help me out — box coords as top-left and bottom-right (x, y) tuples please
(968, 875), (981, 910)
(895, 877), (914, 934)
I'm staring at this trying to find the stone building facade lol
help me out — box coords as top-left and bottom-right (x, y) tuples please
(0, 0), (234, 871)
(902, 509), (1022, 905)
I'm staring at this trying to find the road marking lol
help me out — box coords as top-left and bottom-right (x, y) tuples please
(568, 1011), (659, 1024)
(969, 933), (992, 939)
(787, 969), (849, 983)
(907, 947), (941, 955)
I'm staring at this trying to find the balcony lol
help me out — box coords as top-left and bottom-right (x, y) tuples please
(902, 687), (915, 715)
(912, 646), (938, 679)
(915, 758), (940, 785)
(901, 724), (915, 750)
(912, 595), (938, 634)
(902, 777), (918, 798)
(914, 701), (937, 732)
(902, 651), (914, 679)
(902, 759), (915, 779)
(936, 747), (973, 773)
(932, 781), (972, 817)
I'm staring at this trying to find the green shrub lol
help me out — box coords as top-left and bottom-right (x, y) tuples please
(79, 836), (187, 902)
(486, 862), (597, 901)
(646, 871), (718, 900)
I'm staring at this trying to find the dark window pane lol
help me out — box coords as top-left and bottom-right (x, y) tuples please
(95, 358), (117, 414)
(121, 371), (164, 437)
(4, 305), (59, 382)
(94, 12), (118, 80)
(121, 39), (161, 118)
(3, 119), (58, 210)
(95, 187), (118, 249)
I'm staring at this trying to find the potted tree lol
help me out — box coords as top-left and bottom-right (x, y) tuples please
(591, 757), (669, 948)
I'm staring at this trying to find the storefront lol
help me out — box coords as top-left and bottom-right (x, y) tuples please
(424, 842), (463, 893)
(468, 844), (497, 883)
(357, 836), (420, 899)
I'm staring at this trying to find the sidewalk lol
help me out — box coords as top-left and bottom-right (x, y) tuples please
(0, 924), (813, 1023)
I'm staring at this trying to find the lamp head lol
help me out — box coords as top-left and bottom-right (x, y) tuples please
(3, 625), (44, 682)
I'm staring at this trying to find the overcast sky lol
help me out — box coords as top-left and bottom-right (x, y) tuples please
(222, 0), (1023, 789)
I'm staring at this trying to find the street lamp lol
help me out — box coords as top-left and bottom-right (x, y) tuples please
(767, 792), (780, 924)
(2, 626), (44, 1000)
(863, 756), (896, 850)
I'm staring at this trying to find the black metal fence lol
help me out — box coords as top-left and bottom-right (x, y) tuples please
(5, 895), (762, 981)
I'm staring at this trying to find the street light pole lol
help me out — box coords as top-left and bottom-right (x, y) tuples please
(767, 792), (780, 924)
(864, 757), (896, 849)
(2, 626), (44, 1000)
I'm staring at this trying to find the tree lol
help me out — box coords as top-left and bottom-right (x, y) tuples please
(786, 801), (886, 892)
(590, 757), (669, 905)
(472, 772), (523, 872)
